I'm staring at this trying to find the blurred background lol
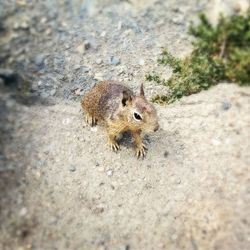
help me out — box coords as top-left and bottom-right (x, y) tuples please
(0, 1), (250, 250)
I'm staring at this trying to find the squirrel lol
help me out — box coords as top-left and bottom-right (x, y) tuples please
(81, 80), (159, 158)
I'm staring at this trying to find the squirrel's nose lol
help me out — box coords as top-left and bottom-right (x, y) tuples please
(154, 123), (159, 132)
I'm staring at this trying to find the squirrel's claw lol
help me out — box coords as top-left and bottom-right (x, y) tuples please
(109, 142), (120, 152)
(136, 144), (147, 159)
(85, 115), (92, 125)
(85, 115), (97, 126)
(92, 117), (97, 126)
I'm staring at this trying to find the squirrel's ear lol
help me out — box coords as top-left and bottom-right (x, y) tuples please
(122, 90), (132, 106)
(140, 83), (145, 96)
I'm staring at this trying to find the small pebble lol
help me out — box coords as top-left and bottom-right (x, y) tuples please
(171, 234), (178, 241)
(40, 92), (50, 99)
(176, 178), (181, 184)
(106, 169), (113, 177)
(6, 99), (15, 108)
(90, 127), (97, 132)
(117, 21), (122, 30)
(69, 165), (76, 172)
(20, 20), (29, 29)
(98, 167), (105, 172)
(139, 59), (145, 66)
(164, 151), (169, 158)
(221, 101), (231, 111)
(34, 54), (45, 66)
(94, 72), (104, 81)
(34, 170), (41, 179)
(172, 16), (184, 25)
(96, 58), (103, 65)
(80, 66), (90, 73)
(41, 17), (47, 24)
(110, 56), (120, 65)
(84, 40), (91, 50)
(76, 44), (85, 54)
(212, 138), (221, 146)
(45, 28), (52, 35)
(117, 66), (126, 75)
(63, 118), (72, 125)
(19, 207), (28, 217)
(50, 89), (56, 96)
(74, 65), (81, 70)
(13, 22), (20, 29)
(100, 31), (106, 37)
(119, 245), (130, 250)
(75, 88), (84, 96)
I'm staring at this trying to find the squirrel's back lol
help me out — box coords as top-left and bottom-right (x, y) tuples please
(81, 80), (133, 121)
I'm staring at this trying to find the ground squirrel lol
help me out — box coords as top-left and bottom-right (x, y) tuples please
(81, 80), (159, 158)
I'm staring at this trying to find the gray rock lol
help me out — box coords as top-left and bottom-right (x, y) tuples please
(74, 65), (81, 70)
(221, 101), (231, 110)
(19, 207), (28, 217)
(175, 178), (181, 184)
(31, 82), (39, 91)
(50, 89), (56, 96)
(69, 165), (76, 172)
(20, 20), (29, 29)
(84, 40), (91, 50)
(6, 99), (15, 108)
(172, 15), (184, 25)
(76, 44), (85, 54)
(96, 58), (103, 65)
(74, 88), (84, 96)
(0, 68), (15, 78)
(164, 151), (169, 158)
(36, 160), (47, 168)
(80, 66), (90, 73)
(13, 22), (20, 29)
(45, 28), (52, 36)
(40, 92), (50, 99)
(34, 54), (45, 66)
(94, 72), (104, 81)
(139, 59), (145, 66)
(119, 245), (130, 250)
(110, 56), (120, 65)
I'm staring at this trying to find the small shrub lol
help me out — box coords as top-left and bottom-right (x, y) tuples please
(147, 12), (250, 104)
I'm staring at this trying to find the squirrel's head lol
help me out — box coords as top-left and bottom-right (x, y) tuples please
(121, 84), (159, 133)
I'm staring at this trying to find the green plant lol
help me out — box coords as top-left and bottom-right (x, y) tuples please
(147, 12), (250, 104)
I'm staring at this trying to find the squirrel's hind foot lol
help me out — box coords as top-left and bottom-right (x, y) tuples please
(135, 143), (148, 159)
(85, 114), (97, 126)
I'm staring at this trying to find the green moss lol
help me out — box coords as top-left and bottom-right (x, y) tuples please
(147, 12), (250, 104)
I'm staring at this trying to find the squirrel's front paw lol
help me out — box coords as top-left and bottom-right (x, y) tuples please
(135, 143), (147, 159)
(108, 140), (120, 152)
(85, 114), (97, 126)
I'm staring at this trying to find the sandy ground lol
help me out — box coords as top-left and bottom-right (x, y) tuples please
(0, 0), (250, 249)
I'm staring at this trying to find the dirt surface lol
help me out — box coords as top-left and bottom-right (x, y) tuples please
(0, 1), (250, 250)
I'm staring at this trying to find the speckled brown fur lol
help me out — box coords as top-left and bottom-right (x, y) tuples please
(81, 80), (159, 158)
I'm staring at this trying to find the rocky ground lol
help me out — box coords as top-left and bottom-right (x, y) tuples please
(0, 0), (250, 249)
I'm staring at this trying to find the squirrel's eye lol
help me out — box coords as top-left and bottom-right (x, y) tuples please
(133, 112), (142, 121)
